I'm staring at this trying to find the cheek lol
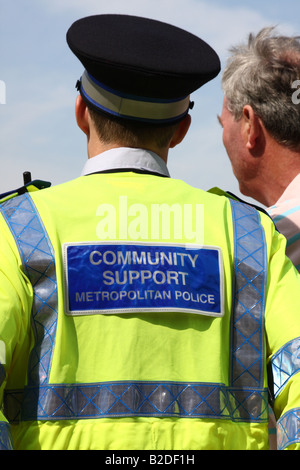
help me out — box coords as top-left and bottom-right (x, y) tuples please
(222, 128), (227, 147)
(222, 127), (236, 158)
(223, 121), (243, 156)
(222, 130), (243, 176)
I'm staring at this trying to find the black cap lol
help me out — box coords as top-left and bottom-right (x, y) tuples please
(67, 14), (220, 124)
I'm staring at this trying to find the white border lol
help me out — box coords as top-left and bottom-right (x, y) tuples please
(63, 241), (225, 318)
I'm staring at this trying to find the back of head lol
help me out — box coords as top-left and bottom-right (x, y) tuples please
(87, 108), (181, 150)
(222, 27), (300, 149)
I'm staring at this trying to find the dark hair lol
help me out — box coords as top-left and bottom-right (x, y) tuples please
(88, 107), (181, 150)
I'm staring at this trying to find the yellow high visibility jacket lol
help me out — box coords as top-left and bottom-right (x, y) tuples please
(1, 150), (300, 450)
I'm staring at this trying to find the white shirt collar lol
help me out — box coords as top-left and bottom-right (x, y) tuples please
(81, 147), (170, 177)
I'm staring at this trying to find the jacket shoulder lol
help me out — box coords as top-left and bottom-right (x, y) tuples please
(0, 179), (51, 204)
(208, 187), (272, 220)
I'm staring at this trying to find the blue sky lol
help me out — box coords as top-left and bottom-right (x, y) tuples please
(1, 0), (300, 203)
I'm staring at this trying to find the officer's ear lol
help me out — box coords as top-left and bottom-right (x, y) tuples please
(75, 95), (90, 136)
(169, 114), (191, 149)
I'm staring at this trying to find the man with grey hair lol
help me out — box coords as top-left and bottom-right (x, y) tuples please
(219, 27), (300, 270)
(219, 26), (300, 450)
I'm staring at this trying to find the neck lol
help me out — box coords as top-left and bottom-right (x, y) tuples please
(242, 142), (300, 207)
(86, 129), (169, 163)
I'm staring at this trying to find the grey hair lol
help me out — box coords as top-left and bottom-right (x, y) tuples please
(222, 27), (300, 149)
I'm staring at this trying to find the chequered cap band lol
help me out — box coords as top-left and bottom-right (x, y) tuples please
(78, 70), (191, 123)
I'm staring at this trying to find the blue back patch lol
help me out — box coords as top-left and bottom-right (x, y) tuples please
(63, 242), (224, 317)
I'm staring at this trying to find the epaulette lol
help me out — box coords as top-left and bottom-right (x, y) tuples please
(208, 187), (273, 221)
(0, 179), (51, 204)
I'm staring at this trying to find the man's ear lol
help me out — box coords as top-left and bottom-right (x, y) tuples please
(169, 114), (192, 148)
(75, 95), (90, 136)
(242, 105), (261, 150)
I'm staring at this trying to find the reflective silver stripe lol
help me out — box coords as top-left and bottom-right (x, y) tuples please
(80, 71), (190, 123)
(277, 408), (300, 450)
(229, 199), (266, 390)
(0, 423), (13, 450)
(0, 194), (58, 387)
(4, 382), (268, 422)
(1, 194), (268, 424)
(271, 337), (300, 398)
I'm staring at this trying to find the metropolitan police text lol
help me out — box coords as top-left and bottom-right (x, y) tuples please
(75, 247), (217, 308)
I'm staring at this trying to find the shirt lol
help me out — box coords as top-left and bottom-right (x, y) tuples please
(81, 147), (170, 177)
(268, 174), (300, 271)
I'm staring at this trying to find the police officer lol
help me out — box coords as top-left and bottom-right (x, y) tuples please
(1, 14), (300, 450)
